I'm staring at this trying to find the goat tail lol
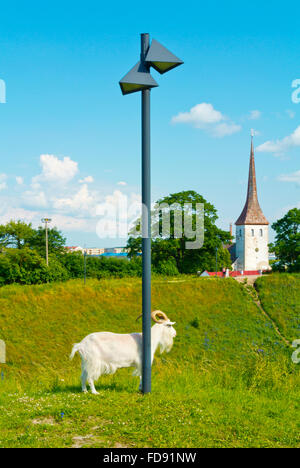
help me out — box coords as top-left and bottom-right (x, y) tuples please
(70, 343), (81, 360)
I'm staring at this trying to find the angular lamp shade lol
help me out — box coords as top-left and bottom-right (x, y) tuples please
(145, 39), (183, 74)
(119, 61), (158, 95)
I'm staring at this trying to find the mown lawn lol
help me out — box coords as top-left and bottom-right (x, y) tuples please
(0, 277), (299, 447)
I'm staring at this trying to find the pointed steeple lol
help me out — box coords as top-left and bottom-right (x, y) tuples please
(235, 136), (269, 225)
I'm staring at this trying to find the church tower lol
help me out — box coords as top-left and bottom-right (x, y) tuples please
(235, 136), (270, 271)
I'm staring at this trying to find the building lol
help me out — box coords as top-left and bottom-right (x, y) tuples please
(85, 247), (105, 256)
(65, 246), (85, 254)
(228, 137), (270, 272)
(65, 246), (128, 257)
(104, 247), (127, 254)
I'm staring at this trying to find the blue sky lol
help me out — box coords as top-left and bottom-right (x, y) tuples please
(0, 0), (299, 247)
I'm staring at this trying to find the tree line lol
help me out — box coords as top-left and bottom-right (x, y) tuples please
(269, 207), (300, 272)
(0, 220), (142, 285)
(0, 191), (298, 286)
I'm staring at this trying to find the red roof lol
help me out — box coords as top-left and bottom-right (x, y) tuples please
(208, 270), (261, 277)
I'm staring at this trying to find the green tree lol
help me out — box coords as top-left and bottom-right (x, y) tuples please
(127, 190), (232, 274)
(0, 220), (34, 249)
(46, 254), (70, 282)
(60, 251), (84, 279)
(0, 248), (69, 285)
(153, 257), (179, 276)
(29, 226), (66, 256)
(269, 208), (300, 272)
(85, 256), (142, 279)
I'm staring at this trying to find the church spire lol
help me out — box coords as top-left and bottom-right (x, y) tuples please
(235, 135), (269, 225)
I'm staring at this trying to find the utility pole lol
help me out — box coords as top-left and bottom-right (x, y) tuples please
(84, 249), (87, 285)
(41, 218), (52, 266)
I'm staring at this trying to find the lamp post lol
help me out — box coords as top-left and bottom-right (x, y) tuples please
(84, 249), (87, 285)
(41, 218), (52, 266)
(119, 33), (183, 394)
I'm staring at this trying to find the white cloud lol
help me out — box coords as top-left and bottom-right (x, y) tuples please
(96, 190), (141, 238)
(172, 103), (223, 126)
(278, 170), (300, 185)
(22, 190), (47, 208)
(0, 207), (36, 225)
(0, 206), (93, 233)
(53, 184), (95, 213)
(212, 122), (241, 137)
(0, 152), (142, 240)
(0, 174), (7, 191)
(79, 176), (94, 184)
(171, 103), (241, 138)
(50, 214), (95, 232)
(256, 126), (300, 156)
(16, 176), (24, 185)
(33, 154), (78, 185)
(249, 110), (261, 120)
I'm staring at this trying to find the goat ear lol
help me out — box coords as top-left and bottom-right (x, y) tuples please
(167, 321), (176, 326)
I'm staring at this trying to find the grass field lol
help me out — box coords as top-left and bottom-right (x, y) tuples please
(0, 276), (299, 447)
(255, 274), (300, 344)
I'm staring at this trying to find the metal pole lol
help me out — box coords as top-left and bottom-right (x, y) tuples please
(45, 221), (49, 267)
(84, 250), (87, 285)
(141, 33), (151, 394)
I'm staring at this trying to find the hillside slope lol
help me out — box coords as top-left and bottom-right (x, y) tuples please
(0, 277), (299, 448)
(255, 274), (300, 343)
(0, 277), (289, 382)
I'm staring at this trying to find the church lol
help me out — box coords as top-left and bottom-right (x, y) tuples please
(228, 137), (270, 272)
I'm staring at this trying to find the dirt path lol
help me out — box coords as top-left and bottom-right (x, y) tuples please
(234, 275), (260, 285)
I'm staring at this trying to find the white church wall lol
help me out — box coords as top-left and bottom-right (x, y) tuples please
(244, 225), (269, 271)
(235, 225), (269, 271)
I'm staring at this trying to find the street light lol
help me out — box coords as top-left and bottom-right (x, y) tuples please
(41, 218), (52, 266)
(119, 33), (183, 394)
(119, 61), (158, 95)
(84, 248), (87, 285)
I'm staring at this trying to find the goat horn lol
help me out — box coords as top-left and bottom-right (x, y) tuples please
(137, 310), (170, 323)
(151, 310), (169, 323)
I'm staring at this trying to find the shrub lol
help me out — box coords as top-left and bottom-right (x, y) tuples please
(85, 255), (142, 279)
(155, 258), (179, 276)
(0, 248), (48, 284)
(46, 255), (70, 282)
(0, 248), (69, 285)
(59, 251), (84, 278)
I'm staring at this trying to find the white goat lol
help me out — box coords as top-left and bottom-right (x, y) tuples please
(70, 310), (176, 394)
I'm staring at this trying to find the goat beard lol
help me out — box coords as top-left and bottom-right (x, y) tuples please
(159, 333), (174, 354)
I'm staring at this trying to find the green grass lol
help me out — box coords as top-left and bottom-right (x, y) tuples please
(0, 277), (299, 447)
(255, 273), (300, 343)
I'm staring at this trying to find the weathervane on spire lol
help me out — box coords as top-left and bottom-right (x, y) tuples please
(251, 128), (254, 138)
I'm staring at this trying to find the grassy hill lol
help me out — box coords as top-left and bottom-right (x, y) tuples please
(0, 277), (299, 447)
(255, 274), (300, 343)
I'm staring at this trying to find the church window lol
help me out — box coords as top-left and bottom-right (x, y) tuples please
(251, 229), (254, 236)
(239, 229), (242, 236)
(260, 229), (263, 237)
